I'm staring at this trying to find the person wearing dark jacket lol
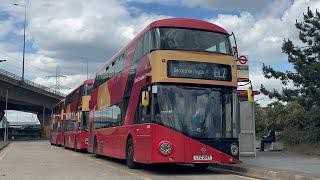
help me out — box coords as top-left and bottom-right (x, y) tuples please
(260, 126), (276, 151)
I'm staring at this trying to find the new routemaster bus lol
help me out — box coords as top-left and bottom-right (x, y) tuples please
(63, 79), (94, 151)
(50, 100), (65, 146)
(88, 18), (240, 169)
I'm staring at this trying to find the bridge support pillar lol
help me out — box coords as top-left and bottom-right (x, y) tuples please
(37, 110), (51, 139)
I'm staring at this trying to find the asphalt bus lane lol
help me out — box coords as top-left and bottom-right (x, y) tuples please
(0, 141), (259, 180)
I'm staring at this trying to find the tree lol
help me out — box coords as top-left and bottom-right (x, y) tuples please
(261, 7), (320, 111)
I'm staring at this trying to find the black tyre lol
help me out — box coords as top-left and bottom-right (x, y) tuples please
(193, 164), (209, 171)
(93, 138), (100, 158)
(74, 138), (78, 152)
(64, 137), (67, 149)
(126, 138), (138, 169)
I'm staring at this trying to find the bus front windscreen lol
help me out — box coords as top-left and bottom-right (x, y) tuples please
(152, 28), (232, 55)
(153, 85), (235, 139)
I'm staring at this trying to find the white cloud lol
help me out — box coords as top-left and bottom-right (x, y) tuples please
(130, 0), (293, 16)
(1, 0), (170, 88)
(26, 0), (170, 63)
(33, 74), (88, 94)
(257, 0), (292, 18)
(209, 0), (318, 102)
(208, 0), (320, 63)
(0, 20), (12, 39)
(0, 0), (319, 110)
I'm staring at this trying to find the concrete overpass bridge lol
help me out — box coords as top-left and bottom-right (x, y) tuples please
(0, 68), (64, 136)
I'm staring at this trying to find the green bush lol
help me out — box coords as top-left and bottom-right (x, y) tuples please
(282, 127), (320, 145)
(255, 101), (320, 144)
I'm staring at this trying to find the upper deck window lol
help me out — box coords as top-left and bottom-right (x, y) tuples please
(94, 51), (128, 88)
(81, 84), (93, 96)
(152, 28), (232, 55)
(65, 90), (78, 105)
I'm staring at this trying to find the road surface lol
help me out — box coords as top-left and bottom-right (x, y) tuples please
(0, 141), (258, 180)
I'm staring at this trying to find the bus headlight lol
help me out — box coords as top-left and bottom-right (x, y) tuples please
(230, 143), (239, 156)
(159, 142), (172, 156)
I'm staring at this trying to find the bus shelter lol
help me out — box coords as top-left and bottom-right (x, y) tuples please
(237, 90), (260, 157)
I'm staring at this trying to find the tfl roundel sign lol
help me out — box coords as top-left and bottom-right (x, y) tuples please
(238, 55), (248, 65)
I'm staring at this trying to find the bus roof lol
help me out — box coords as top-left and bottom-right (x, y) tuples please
(67, 79), (94, 97)
(96, 18), (229, 75)
(148, 18), (228, 34)
(84, 79), (94, 85)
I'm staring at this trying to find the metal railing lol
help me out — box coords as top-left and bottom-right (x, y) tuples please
(0, 68), (65, 97)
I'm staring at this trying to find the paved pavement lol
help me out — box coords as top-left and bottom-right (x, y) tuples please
(239, 151), (320, 178)
(0, 141), (257, 180)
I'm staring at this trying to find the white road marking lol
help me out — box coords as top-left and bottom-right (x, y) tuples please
(85, 155), (152, 180)
(233, 175), (261, 180)
(0, 145), (11, 160)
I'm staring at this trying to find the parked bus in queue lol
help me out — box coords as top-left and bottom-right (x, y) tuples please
(63, 79), (94, 151)
(88, 18), (240, 169)
(50, 100), (65, 146)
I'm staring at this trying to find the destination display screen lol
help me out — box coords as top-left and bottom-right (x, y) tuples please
(167, 60), (232, 81)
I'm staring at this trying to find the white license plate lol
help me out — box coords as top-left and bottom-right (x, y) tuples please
(193, 155), (212, 161)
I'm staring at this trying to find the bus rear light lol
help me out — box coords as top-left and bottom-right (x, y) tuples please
(159, 142), (173, 156)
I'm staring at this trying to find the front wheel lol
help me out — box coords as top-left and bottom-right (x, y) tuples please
(126, 138), (138, 169)
(193, 164), (209, 171)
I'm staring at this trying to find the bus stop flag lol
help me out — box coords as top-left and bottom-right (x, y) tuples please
(237, 55), (249, 82)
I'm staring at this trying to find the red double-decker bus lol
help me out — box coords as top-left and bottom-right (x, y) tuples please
(63, 79), (94, 151)
(88, 18), (240, 169)
(50, 100), (65, 146)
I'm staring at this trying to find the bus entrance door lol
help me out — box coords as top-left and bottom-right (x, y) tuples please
(134, 123), (152, 163)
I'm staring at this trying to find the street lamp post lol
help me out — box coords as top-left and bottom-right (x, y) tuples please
(0, 59), (8, 141)
(3, 88), (9, 142)
(1, 59), (8, 141)
(14, 2), (26, 81)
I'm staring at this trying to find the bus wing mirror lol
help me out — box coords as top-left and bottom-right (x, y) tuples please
(247, 88), (254, 103)
(232, 46), (238, 57)
(141, 91), (150, 107)
(230, 32), (238, 59)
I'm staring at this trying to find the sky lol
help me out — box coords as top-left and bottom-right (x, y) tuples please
(0, 0), (319, 122)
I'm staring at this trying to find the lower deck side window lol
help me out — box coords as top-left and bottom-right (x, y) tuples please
(93, 103), (123, 129)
